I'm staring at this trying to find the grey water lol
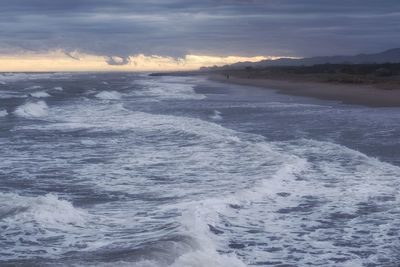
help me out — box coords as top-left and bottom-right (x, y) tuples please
(0, 72), (400, 267)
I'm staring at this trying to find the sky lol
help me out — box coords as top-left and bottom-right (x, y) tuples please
(0, 0), (399, 71)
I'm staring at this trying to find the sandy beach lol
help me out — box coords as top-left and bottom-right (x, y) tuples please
(210, 74), (400, 107)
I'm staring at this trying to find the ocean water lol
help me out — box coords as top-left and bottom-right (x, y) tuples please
(0, 72), (400, 267)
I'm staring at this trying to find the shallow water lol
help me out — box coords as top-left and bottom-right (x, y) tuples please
(0, 72), (400, 266)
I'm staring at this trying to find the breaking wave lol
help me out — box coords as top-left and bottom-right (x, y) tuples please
(132, 76), (205, 101)
(14, 101), (48, 118)
(0, 193), (89, 259)
(0, 193), (86, 226)
(4, 73), (400, 266)
(30, 91), (51, 98)
(210, 110), (222, 120)
(0, 109), (8, 117)
(15, 98), (400, 266)
(0, 73), (71, 83)
(95, 90), (122, 100)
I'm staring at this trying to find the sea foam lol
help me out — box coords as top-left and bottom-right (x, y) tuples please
(132, 77), (205, 101)
(1, 193), (87, 227)
(0, 109), (8, 117)
(30, 91), (50, 98)
(95, 90), (122, 100)
(6, 75), (400, 266)
(210, 110), (222, 121)
(0, 193), (89, 259)
(14, 101), (48, 118)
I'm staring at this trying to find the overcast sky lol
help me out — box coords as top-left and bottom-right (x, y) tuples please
(1, 0), (399, 60)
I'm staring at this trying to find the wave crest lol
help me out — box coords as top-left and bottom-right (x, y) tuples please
(30, 91), (50, 98)
(14, 101), (48, 118)
(95, 90), (122, 100)
(0, 193), (86, 227)
(0, 109), (8, 117)
(0, 193), (88, 259)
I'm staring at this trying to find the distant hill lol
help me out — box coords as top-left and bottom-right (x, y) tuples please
(202, 48), (400, 70)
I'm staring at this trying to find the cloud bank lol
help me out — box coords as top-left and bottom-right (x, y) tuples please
(0, 50), (272, 71)
(0, 0), (399, 68)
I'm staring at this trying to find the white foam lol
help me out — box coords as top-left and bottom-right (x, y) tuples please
(171, 249), (246, 267)
(209, 110), (222, 121)
(95, 90), (122, 100)
(8, 92), (400, 266)
(30, 91), (50, 98)
(0, 91), (27, 99)
(0, 193), (90, 258)
(132, 76), (205, 101)
(0, 109), (8, 117)
(0, 73), (70, 83)
(80, 139), (97, 146)
(14, 101), (48, 118)
(182, 139), (400, 266)
(0, 193), (87, 227)
(53, 86), (63, 91)
(172, 202), (246, 267)
(39, 102), (291, 265)
(26, 85), (42, 90)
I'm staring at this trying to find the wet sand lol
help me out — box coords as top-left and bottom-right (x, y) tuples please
(210, 74), (400, 107)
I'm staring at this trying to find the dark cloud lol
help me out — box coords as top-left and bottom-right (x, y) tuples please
(105, 56), (130, 65)
(0, 0), (399, 60)
(64, 52), (80, 61)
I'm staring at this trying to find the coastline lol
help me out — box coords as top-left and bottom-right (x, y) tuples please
(209, 74), (400, 107)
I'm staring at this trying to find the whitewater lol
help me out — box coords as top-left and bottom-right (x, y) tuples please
(0, 72), (399, 266)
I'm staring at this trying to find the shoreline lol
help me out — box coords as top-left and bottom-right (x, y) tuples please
(209, 74), (400, 107)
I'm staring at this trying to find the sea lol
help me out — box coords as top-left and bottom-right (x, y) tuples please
(0, 72), (399, 267)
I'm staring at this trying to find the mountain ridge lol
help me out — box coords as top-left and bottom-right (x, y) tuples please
(202, 48), (400, 70)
